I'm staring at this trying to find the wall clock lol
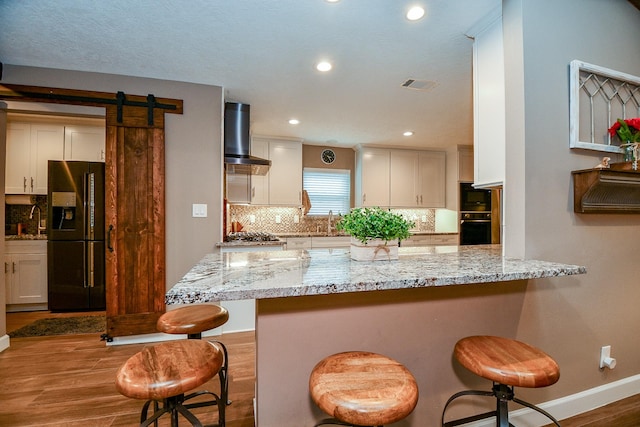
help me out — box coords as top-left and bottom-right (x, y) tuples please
(321, 148), (336, 164)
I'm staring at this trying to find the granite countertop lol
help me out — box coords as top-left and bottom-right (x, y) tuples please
(5, 234), (48, 241)
(166, 245), (586, 305)
(215, 240), (286, 248)
(276, 232), (457, 237)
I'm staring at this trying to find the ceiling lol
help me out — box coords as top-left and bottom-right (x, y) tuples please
(0, 0), (499, 149)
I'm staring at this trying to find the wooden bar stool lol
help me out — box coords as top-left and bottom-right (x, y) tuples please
(309, 351), (419, 427)
(441, 335), (561, 427)
(115, 339), (224, 427)
(157, 305), (231, 425)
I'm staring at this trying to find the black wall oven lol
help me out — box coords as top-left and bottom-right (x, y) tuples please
(460, 212), (492, 245)
(460, 183), (493, 245)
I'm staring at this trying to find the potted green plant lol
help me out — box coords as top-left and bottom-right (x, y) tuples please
(336, 207), (415, 261)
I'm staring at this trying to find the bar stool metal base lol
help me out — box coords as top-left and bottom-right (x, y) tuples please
(441, 383), (561, 427)
(180, 338), (230, 426)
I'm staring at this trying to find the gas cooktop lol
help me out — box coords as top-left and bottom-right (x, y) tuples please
(225, 232), (280, 242)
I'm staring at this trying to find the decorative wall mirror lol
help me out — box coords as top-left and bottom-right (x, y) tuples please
(569, 60), (640, 154)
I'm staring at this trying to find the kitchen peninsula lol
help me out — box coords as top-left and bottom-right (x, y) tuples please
(166, 246), (586, 427)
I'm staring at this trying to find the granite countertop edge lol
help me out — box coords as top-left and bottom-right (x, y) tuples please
(166, 246), (587, 305)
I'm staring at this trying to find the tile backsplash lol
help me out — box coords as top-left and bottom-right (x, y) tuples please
(5, 195), (48, 235)
(227, 204), (437, 236)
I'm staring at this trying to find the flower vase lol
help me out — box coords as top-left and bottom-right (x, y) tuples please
(349, 237), (399, 261)
(621, 143), (639, 170)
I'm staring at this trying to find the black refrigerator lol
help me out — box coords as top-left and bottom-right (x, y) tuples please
(47, 160), (106, 311)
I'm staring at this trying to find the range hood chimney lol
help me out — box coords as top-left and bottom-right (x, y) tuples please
(224, 102), (271, 175)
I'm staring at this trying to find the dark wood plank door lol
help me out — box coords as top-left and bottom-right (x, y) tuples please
(104, 109), (166, 338)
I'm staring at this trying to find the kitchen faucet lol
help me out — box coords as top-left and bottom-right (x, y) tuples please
(327, 210), (333, 236)
(29, 205), (45, 235)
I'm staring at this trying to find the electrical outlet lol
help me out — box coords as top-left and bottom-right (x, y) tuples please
(275, 215), (281, 223)
(249, 215), (256, 224)
(421, 215), (427, 222)
(294, 215), (299, 223)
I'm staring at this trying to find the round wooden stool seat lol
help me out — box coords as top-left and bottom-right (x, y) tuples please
(454, 335), (560, 388)
(309, 351), (419, 426)
(115, 340), (223, 401)
(157, 305), (229, 337)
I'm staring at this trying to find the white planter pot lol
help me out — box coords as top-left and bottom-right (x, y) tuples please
(349, 237), (399, 261)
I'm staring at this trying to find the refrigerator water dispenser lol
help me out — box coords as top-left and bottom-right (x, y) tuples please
(51, 191), (77, 230)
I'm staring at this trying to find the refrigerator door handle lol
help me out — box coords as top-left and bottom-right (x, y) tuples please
(87, 242), (95, 288)
(86, 172), (96, 240)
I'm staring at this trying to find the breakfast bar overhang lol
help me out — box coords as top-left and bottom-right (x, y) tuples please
(166, 246), (586, 427)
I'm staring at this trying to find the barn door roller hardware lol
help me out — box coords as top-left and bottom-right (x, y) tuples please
(0, 83), (183, 125)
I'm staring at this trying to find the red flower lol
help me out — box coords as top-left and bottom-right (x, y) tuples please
(609, 118), (640, 142)
(608, 121), (621, 137)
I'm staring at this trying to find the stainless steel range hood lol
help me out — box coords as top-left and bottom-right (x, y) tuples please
(224, 102), (271, 175)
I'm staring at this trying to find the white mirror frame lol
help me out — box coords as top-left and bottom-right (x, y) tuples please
(570, 60), (640, 154)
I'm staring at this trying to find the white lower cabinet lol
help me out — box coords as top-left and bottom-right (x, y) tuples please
(311, 236), (350, 248)
(284, 237), (312, 250)
(5, 241), (48, 310)
(401, 234), (459, 247)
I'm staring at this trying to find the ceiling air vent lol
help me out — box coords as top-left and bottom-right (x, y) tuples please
(401, 79), (438, 91)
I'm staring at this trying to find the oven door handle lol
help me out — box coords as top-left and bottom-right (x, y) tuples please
(461, 219), (492, 224)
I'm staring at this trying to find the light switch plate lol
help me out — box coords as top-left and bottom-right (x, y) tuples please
(192, 204), (207, 218)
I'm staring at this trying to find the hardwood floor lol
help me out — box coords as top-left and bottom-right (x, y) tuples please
(2, 311), (639, 426)
(2, 312), (255, 427)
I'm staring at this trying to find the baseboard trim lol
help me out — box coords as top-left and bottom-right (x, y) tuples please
(462, 374), (640, 426)
(0, 334), (10, 353)
(105, 326), (223, 346)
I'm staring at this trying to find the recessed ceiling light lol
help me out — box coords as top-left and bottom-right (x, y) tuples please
(403, 131), (414, 137)
(326, 0), (340, 2)
(406, 6), (425, 21)
(289, 119), (300, 125)
(316, 61), (333, 72)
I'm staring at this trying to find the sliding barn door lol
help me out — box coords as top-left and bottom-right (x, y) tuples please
(0, 84), (182, 338)
(104, 107), (166, 337)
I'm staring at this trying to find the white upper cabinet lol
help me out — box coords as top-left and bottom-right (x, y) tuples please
(250, 137), (302, 206)
(356, 147), (390, 207)
(356, 147), (446, 208)
(64, 125), (106, 162)
(458, 146), (474, 182)
(6, 122), (64, 194)
(470, 10), (505, 188)
(417, 151), (446, 208)
(390, 150), (418, 207)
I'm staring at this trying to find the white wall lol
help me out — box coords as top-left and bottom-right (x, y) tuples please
(504, 0), (640, 405)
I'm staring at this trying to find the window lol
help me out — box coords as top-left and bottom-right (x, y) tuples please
(303, 168), (350, 215)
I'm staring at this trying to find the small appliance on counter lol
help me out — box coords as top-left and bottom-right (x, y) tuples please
(47, 160), (106, 311)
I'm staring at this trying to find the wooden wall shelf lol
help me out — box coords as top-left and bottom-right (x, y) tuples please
(573, 167), (640, 213)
